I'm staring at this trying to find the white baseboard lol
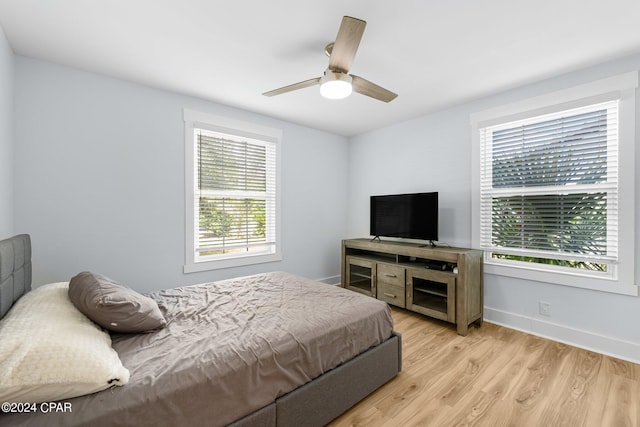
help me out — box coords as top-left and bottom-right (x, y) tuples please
(316, 275), (341, 285)
(484, 307), (640, 364)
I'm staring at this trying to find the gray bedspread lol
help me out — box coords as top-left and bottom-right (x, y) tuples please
(1, 271), (393, 427)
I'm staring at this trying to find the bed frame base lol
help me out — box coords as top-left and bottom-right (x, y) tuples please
(231, 332), (402, 427)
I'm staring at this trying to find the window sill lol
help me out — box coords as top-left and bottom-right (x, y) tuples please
(484, 261), (638, 296)
(184, 252), (282, 273)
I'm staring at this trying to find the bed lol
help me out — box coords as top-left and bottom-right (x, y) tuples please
(0, 234), (401, 427)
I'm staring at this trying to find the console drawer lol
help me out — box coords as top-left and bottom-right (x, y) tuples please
(377, 281), (405, 307)
(376, 263), (404, 287)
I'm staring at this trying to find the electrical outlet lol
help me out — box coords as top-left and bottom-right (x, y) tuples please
(539, 301), (551, 317)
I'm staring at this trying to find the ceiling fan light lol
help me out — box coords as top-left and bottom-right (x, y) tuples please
(320, 71), (352, 99)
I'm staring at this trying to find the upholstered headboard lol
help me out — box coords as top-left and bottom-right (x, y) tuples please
(0, 234), (32, 319)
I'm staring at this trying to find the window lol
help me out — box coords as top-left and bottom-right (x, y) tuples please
(184, 110), (281, 272)
(471, 72), (637, 295)
(482, 102), (617, 274)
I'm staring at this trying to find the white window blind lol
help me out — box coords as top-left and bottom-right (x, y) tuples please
(194, 128), (277, 262)
(479, 101), (619, 274)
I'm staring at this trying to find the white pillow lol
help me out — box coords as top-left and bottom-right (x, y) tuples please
(0, 282), (130, 403)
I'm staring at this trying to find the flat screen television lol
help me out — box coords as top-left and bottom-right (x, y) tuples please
(370, 192), (438, 242)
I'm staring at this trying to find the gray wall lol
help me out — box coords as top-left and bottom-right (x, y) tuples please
(14, 57), (348, 291)
(0, 26), (13, 236)
(348, 53), (640, 362)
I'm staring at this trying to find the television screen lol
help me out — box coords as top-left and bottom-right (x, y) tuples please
(370, 192), (438, 242)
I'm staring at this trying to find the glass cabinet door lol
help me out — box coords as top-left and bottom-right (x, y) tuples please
(406, 268), (455, 322)
(345, 256), (377, 297)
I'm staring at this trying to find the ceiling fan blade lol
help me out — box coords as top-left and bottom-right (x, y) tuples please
(328, 16), (366, 73)
(262, 77), (321, 97)
(351, 75), (398, 103)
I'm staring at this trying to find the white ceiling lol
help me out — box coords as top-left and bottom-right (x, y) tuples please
(1, 1), (640, 136)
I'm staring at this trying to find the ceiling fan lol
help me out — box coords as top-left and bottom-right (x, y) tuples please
(263, 16), (398, 103)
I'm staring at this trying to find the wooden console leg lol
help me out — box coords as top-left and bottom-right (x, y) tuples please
(457, 323), (469, 336)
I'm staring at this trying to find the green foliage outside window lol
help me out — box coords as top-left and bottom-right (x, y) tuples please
(198, 197), (266, 256)
(490, 193), (607, 272)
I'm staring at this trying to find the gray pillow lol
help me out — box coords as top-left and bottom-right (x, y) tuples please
(68, 272), (166, 333)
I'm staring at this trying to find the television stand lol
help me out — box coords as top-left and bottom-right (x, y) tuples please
(341, 238), (483, 336)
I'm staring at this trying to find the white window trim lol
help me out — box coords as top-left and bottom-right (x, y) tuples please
(183, 109), (282, 273)
(471, 72), (638, 296)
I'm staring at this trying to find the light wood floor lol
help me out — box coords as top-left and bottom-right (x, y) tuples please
(329, 308), (640, 427)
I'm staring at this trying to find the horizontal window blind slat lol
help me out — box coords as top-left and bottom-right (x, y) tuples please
(483, 247), (617, 264)
(492, 119), (613, 143)
(490, 107), (615, 133)
(196, 242), (276, 253)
